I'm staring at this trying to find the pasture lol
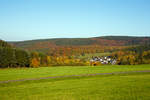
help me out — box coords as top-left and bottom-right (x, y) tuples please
(79, 52), (111, 59)
(0, 65), (150, 100)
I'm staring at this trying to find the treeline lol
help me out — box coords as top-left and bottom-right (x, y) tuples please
(101, 36), (150, 45)
(47, 45), (126, 57)
(0, 40), (90, 68)
(1, 39), (150, 68)
(1, 40), (126, 68)
(111, 44), (150, 65)
(30, 52), (89, 67)
(0, 40), (30, 68)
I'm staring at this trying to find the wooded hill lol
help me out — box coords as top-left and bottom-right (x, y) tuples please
(1, 36), (150, 68)
(10, 36), (150, 53)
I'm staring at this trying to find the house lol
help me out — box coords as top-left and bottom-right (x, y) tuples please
(90, 56), (116, 66)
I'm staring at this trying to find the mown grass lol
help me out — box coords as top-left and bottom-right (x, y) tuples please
(0, 65), (150, 100)
(0, 64), (150, 81)
(0, 73), (150, 100)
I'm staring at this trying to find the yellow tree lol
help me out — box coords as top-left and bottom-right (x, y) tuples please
(30, 58), (40, 68)
(47, 56), (51, 66)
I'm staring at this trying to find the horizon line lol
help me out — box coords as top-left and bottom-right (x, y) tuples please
(6, 35), (150, 42)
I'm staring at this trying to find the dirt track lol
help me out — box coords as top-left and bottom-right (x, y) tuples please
(0, 70), (150, 84)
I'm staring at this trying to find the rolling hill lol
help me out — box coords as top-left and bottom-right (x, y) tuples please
(9, 36), (150, 52)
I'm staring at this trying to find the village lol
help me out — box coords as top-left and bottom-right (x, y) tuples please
(90, 56), (117, 66)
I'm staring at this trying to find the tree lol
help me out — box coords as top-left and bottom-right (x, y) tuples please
(15, 49), (30, 67)
(30, 58), (40, 67)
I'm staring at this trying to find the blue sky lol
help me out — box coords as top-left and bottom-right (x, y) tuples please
(0, 0), (150, 41)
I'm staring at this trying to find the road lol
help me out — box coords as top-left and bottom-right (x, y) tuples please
(0, 70), (150, 83)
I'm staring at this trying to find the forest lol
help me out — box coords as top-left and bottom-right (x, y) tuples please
(1, 36), (150, 68)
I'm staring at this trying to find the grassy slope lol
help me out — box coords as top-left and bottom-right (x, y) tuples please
(0, 65), (150, 81)
(0, 72), (150, 100)
(79, 52), (111, 59)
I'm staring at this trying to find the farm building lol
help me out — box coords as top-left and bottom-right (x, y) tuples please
(90, 56), (116, 66)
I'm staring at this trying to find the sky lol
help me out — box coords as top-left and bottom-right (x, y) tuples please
(0, 0), (150, 41)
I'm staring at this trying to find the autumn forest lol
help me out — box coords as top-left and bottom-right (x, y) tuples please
(0, 36), (150, 68)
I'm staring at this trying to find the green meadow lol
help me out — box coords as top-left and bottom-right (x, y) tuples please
(79, 52), (111, 59)
(0, 65), (150, 100)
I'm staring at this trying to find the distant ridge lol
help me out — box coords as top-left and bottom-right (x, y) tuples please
(9, 36), (150, 42)
(10, 36), (150, 52)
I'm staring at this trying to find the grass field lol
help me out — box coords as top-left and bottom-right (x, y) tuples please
(79, 52), (111, 59)
(0, 65), (150, 100)
(0, 65), (150, 81)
